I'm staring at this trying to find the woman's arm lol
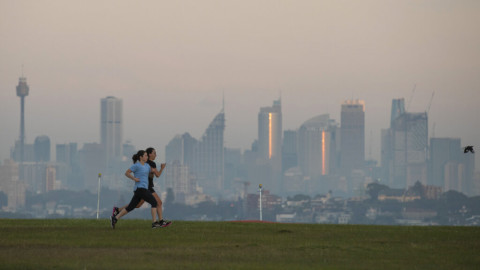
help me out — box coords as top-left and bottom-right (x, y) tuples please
(125, 168), (140, 182)
(152, 163), (166, 178)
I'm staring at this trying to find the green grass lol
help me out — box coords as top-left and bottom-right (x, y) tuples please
(0, 219), (479, 269)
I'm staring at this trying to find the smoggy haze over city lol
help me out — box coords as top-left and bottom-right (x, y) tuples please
(1, 0), (479, 169)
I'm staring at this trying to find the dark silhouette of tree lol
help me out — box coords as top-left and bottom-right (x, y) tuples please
(441, 190), (468, 211)
(291, 194), (311, 201)
(410, 181), (425, 199)
(366, 182), (389, 201)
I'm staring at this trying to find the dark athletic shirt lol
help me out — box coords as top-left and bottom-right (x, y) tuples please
(146, 160), (156, 189)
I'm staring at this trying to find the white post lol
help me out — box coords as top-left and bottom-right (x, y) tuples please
(96, 173), (101, 219)
(259, 184), (263, 221)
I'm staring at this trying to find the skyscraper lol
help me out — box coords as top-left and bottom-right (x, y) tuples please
(165, 160), (196, 204)
(193, 110), (225, 195)
(340, 100), (365, 175)
(100, 96), (123, 170)
(0, 160), (25, 210)
(430, 138), (475, 195)
(165, 133), (197, 167)
(429, 138), (461, 188)
(16, 76), (29, 164)
(297, 114), (338, 180)
(55, 143), (79, 190)
(34, 135), (50, 162)
(391, 112), (428, 188)
(382, 98), (406, 186)
(282, 130), (297, 173)
(256, 99), (282, 193)
(390, 98), (405, 127)
(258, 99), (282, 162)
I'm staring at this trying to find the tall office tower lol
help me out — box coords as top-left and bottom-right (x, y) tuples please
(11, 142), (34, 162)
(56, 143), (78, 164)
(429, 138), (461, 188)
(122, 141), (136, 160)
(56, 143), (78, 189)
(165, 160), (196, 204)
(390, 98), (405, 127)
(165, 133), (197, 166)
(45, 165), (56, 191)
(380, 128), (393, 185)
(258, 99), (282, 162)
(381, 99), (406, 186)
(79, 143), (105, 192)
(16, 76), (29, 164)
(34, 135), (50, 162)
(282, 130), (298, 173)
(297, 114), (338, 180)
(391, 112), (428, 188)
(461, 151), (475, 196)
(0, 160), (25, 210)
(430, 138), (475, 195)
(340, 100), (365, 176)
(194, 110), (225, 196)
(257, 99), (282, 193)
(224, 148), (243, 193)
(100, 97), (123, 170)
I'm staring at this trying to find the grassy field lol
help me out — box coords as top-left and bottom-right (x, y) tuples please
(0, 219), (479, 270)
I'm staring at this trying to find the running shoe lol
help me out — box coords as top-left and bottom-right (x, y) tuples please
(110, 215), (117, 229)
(113, 207), (120, 216)
(159, 219), (172, 227)
(152, 222), (162, 229)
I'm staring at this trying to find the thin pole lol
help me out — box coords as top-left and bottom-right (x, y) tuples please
(259, 184), (263, 221)
(96, 173), (101, 219)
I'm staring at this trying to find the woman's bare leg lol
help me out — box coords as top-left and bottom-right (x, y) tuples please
(153, 192), (163, 221)
(116, 208), (128, 219)
(151, 208), (157, 223)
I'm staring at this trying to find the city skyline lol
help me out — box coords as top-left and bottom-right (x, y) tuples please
(1, 83), (479, 170)
(1, 0), (479, 170)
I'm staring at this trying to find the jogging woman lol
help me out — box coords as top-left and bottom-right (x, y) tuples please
(144, 147), (171, 227)
(110, 150), (162, 229)
(112, 147), (171, 227)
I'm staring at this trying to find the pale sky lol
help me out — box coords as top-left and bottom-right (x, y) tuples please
(1, 0), (479, 169)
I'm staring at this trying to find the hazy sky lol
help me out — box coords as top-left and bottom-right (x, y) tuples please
(1, 0), (479, 168)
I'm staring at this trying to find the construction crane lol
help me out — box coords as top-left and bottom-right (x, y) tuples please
(426, 91), (435, 115)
